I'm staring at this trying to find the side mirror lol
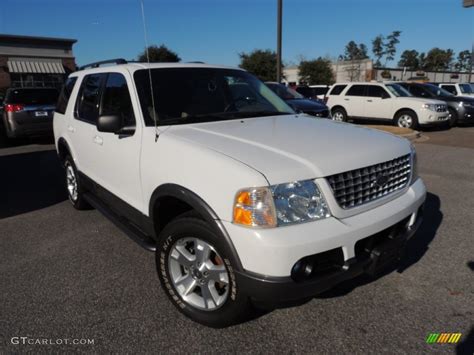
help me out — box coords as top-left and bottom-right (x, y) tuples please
(97, 115), (123, 133)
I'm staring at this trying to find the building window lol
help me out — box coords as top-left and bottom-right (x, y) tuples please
(10, 73), (66, 89)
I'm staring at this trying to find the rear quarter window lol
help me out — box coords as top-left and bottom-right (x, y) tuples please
(328, 85), (347, 96)
(56, 77), (78, 114)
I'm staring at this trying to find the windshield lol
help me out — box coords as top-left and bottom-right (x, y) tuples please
(459, 83), (473, 94)
(267, 83), (305, 100)
(424, 84), (454, 98)
(134, 68), (294, 126)
(385, 83), (412, 97)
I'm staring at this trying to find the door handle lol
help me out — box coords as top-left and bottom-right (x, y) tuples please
(344, 98), (350, 101)
(93, 135), (103, 145)
(67, 125), (75, 133)
(367, 100), (373, 102)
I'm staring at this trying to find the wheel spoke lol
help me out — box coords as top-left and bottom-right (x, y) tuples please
(170, 246), (194, 268)
(201, 282), (218, 309)
(207, 265), (229, 284)
(175, 274), (197, 296)
(195, 239), (211, 264)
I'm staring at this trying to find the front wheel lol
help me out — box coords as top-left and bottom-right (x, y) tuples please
(331, 107), (347, 122)
(395, 110), (418, 129)
(447, 108), (458, 127)
(156, 216), (253, 328)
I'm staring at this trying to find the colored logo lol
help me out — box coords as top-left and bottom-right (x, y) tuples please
(426, 333), (462, 344)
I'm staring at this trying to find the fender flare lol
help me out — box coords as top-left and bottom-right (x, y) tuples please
(149, 183), (244, 272)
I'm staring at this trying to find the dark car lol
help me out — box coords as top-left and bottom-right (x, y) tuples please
(399, 82), (474, 126)
(265, 82), (330, 118)
(1, 87), (58, 142)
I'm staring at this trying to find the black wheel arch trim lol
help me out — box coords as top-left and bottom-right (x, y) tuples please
(149, 183), (244, 272)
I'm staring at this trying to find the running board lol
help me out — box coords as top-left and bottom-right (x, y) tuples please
(84, 193), (156, 252)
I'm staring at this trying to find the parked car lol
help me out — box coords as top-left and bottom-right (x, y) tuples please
(1, 87), (58, 143)
(296, 85), (331, 100)
(326, 82), (449, 129)
(54, 60), (426, 327)
(437, 83), (474, 98)
(265, 82), (330, 117)
(399, 82), (474, 126)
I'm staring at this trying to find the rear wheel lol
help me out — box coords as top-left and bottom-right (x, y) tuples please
(0, 122), (9, 148)
(395, 110), (418, 129)
(64, 156), (90, 210)
(156, 216), (253, 328)
(331, 107), (347, 122)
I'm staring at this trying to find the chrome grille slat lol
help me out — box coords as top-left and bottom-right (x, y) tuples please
(326, 154), (411, 209)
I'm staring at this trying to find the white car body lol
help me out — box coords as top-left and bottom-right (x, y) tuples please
(54, 62), (426, 321)
(326, 82), (449, 126)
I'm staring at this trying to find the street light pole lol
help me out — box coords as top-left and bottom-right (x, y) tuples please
(276, 0), (282, 83)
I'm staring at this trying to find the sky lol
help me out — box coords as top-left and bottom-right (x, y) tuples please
(0, 0), (472, 67)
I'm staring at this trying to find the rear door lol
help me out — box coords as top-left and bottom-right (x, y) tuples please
(364, 85), (392, 120)
(343, 85), (367, 117)
(69, 73), (107, 182)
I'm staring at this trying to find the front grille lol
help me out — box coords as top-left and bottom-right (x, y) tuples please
(436, 104), (447, 112)
(326, 154), (411, 209)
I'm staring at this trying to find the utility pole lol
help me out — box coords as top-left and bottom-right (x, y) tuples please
(276, 0), (282, 83)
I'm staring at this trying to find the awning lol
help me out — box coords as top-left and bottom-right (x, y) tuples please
(7, 57), (65, 74)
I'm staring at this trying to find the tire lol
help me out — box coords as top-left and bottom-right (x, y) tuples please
(156, 216), (253, 328)
(64, 156), (90, 210)
(394, 110), (418, 129)
(447, 108), (458, 127)
(331, 107), (347, 122)
(0, 122), (8, 148)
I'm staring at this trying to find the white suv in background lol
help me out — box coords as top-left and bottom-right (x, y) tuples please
(326, 82), (449, 129)
(54, 60), (426, 327)
(438, 83), (474, 98)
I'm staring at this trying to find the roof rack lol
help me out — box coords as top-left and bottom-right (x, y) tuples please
(78, 58), (127, 70)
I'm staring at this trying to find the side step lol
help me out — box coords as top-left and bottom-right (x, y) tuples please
(84, 193), (156, 252)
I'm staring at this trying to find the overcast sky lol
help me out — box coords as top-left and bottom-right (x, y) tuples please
(0, 0), (472, 66)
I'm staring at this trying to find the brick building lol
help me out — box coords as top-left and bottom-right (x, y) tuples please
(0, 34), (77, 91)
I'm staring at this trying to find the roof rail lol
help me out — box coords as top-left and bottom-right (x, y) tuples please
(79, 58), (127, 70)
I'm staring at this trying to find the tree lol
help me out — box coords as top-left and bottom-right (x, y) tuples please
(398, 50), (420, 70)
(239, 49), (281, 82)
(343, 41), (368, 60)
(423, 48), (454, 71)
(137, 44), (181, 62)
(384, 30), (402, 66)
(454, 50), (471, 71)
(372, 35), (384, 67)
(298, 57), (334, 85)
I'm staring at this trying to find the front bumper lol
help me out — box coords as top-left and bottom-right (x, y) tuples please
(224, 178), (426, 277)
(235, 208), (423, 305)
(457, 105), (474, 122)
(418, 109), (449, 126)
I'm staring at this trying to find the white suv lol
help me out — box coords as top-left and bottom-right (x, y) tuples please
(438, 83), (474, 98)
(326, 82), (449, 129)
(54, 60), (426, 327)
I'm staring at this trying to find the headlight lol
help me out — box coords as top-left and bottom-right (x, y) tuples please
(233, 180), (330, 228)
(410, 144), (418, 184)
(422, 103), (437, 111)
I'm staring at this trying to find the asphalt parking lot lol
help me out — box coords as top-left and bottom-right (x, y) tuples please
(0, 127), (473, 353)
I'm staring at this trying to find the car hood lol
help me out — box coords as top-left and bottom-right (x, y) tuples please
(437, 95), (474, 103)
(285, 98), (327, 111)
(397, 97), (446, 105)
(166, 115), (410, 184)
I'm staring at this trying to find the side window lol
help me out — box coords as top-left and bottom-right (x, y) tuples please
(329, 85), (347, 95)
(56, 77), (77, 114)
(345, 85), (366, 96)
(367, 85), (389, 98)
(409, 85), (428, 97)
(441, 85), (456, 95)
(76, 74), (105, 123)
(100, 73), (136, 127)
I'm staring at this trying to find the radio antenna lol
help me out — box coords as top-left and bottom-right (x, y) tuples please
(139, 0), (159, 142)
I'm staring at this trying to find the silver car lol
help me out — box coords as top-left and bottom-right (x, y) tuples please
(1, 87), (58, 141)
